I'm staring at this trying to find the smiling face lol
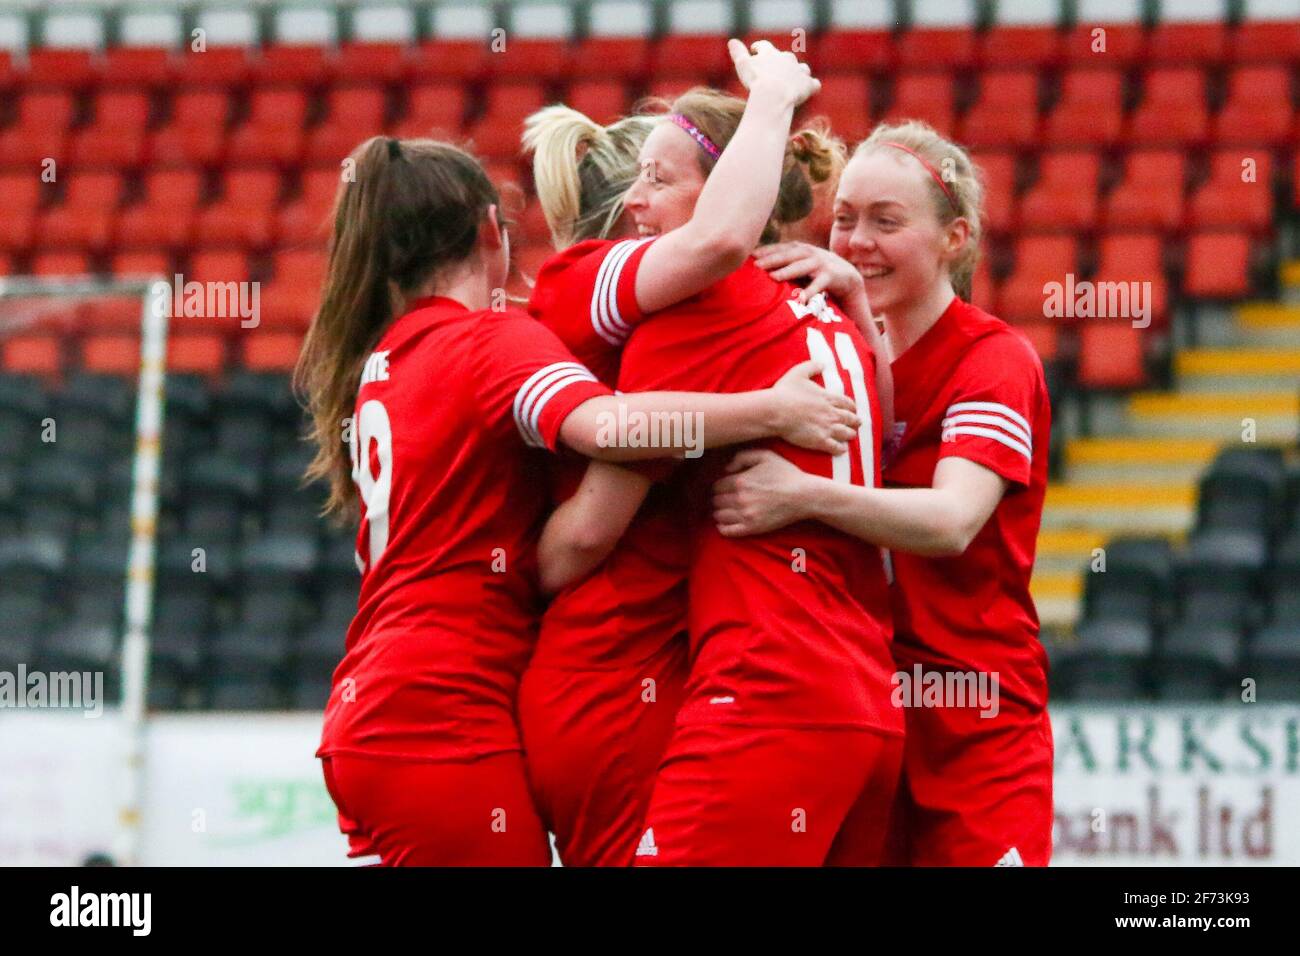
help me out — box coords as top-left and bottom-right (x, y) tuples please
(622, 122), (709, 238)
(829, 149), (967, 317)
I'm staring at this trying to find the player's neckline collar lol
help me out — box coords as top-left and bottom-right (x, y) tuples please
(403, 295), (469, 316)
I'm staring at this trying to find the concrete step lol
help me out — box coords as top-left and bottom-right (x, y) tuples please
(1042, 481), (1196, 533)
(1280, 260), (1300, 289)
(1035, 528), (1107, 574)
(1063, 437), (1220, 484)
(1125, 391), (1299, 441)
(1031, 569), (1082, 628)
(1234, 302), (1300, 346)
(1176, 348), (1300, 392)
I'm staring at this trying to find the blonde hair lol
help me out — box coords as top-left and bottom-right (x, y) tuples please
(644, 87), (847, 245)
(854, 120), (984, 300)
(523, 105), (659, 248)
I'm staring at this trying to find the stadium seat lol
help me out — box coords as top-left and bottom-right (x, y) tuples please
(276, 166), (340, 245)
(172, 47), (252, 88)
(1062, 23), (1146, 66)
(1146, 21), (1228, 66)
(1102, 150), (1186, 232)
(1214, 67), (1295, 146)
(1076, 321), (1147, 391)
(1081, 535), (1174, 627)
(1183, 231), (1252, 298)
(1093, 232), (1167, 322)
(168, 334), (227, 376)
(37, 171), (123, 252)
(814, 29), (893, 74)
(409, 39), (493, 83)
(811, 74), (872, 145)
(99, 47), (173, 88)
(0, 172), (44, 253)
(1245, 621), (1300, 700)
(305, 85), (389, 164)
(112, 250), (172, 278)
(393, 82), (469, 139)
(2, 336), (62, 377)
(651, 34), (734, 80)
(0, 89), (77, 168)
(1018, 152), (1100, 232)
(253, 44), (332, 87)
(226, 87), (309, 166)
(68, 90), (152, 168)
(260, 249), (326, 331)
(1057, 618), (1153, 700)
(570, 36), (652, 81)
(896, 28), (978, 71)
(116, 169), (206, 251)
(1043, 69), (1124, 147)
(241, 333), (302, 371)
(81, 335), (141, 376)
(980, 25), (1064, 69)
(24, 47), (98, 87)
(566, 79), (631, 128)
(148, 89), (232, 168)
(467, 81), (549, 158)
(1197, 448), (1286, 536)
(334, 42), (410, 84)
(997, 235), (1079, 322)
(883, 73), (955, 137)
(194, 167), (283, 248)
(960, 71), (1041, 149)
(1187, 151), (1275, 233)
(1127, 68), (1211, 146)
(1230, 20), (1300, 65)
(1175, 544), (1260, 630)
(489, 37), (572, 81)
(1152, 622), (1240, 701)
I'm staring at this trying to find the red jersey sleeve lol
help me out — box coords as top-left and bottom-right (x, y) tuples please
(529, 237), (657, 362)
(476, 312), (612, 452)
(937, 332), (1044, 486)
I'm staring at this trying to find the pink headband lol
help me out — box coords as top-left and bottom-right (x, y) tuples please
(668, 113), (721, 160)
(882, 142), (959, 212)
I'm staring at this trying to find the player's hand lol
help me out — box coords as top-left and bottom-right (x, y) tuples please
(728, 38), (820, 109)
(770, 359), (859, 455)
(713, 448), (810, 536)
(754, 242), (865, 305)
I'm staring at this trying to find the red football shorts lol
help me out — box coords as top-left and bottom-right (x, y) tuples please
(633, 722), (904, 866)
(884, 694), (1054, 867)
(517, 638), (689, 866)
(320, 751), (551, 866)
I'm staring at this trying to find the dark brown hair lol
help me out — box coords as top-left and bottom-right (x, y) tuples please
(293, 136), (499, 519)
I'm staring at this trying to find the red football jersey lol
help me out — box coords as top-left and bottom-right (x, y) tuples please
(618, 259), (901, 734)
(884, 295), (1051, 710)
(526, 237), (691, 668)
(317, 296), (611, 761)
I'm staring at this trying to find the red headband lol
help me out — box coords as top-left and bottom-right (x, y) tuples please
(881, 142), (959, 212)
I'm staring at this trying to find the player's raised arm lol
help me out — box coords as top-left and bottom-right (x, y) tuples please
(624, 40), (823, 315)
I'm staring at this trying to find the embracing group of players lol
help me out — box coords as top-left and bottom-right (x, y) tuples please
(295, 39), (1055, 867)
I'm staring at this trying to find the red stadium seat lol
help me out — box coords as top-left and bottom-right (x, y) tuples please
(305, 85), (389, 163)
(960, 71), (1040, 149)
(334, 42), (411, 84)
(970, 259), (995, 311)
(566, 80), (629, 127)
(980, 25), (1063, 69)
(276, 166), (341, 245)
(1103, 150), (1186, 232)
(0, 50), (14, 91)
(517, 201), (552, 244)
(490, 38), (572, 81)
(1018, 152), (1100, 232)
(998, 235), (1079, 322)
(173, 48), (251, 88)
(1062, 23), (1146, 66)
(1187, 150), (1274, 233)
(570, 37), (652, 81)
(652, 35), (733, 80)
(1127, 68), (1210, 147)
(1043, 69), (1123, 147)
(884, 73), (954, 137)
(1094, 233), (1168, 324)
(24, 48), (98, 87)
(254, 45), (332, 86)
(187, 250), (252, 284)
(3, 335), (62, 377)
(0, 173), (44, 253)
(80, 298), (145, 333)
(99, 47), (173, 87)
(0, 253), (12, 276)
(896, 28), (977, 71)
(410, 39), (493, 83)
(241, 331), (303, 371)
(1183, 231), (1252, 298)
(37, 172), (123, 251)
(149, 89), (232, 167)
(0, 89), (76, 167)
(1146, 22), (1228, 66)
(1076, 321), (1147, 390)
(815, 30), (893, 74)
(30, 251), (92, 275)
(117, 169), (205, 250)
(195, 168), (283, 248)
(168, 333), (227, 375)
(82, 334), (141, 375)
(1012, 320), (1061, 366)
(226, 88), (309, 166)
(111, 251), (172, 278)
(394, 82), (468, 139)
(258, 250), (326, 331)
(69, 90), (152, 167)
(467, 82), (548, 158)
(814, 75), (872, 145)
(970, 150), (1017, 235)
(1295, 151), (1300, 210)
(1230, 21), (1300, 65)
(1214, 67), (1295, 146)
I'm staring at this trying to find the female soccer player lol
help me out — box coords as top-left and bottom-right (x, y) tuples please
(713, 120), (1054, 866)
(517, 40), (835, 866)
(295, 134), (862, 866)
(531, 61), (905, 867)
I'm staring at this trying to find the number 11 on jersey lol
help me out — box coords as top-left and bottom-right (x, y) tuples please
(805, 327), (874, 487)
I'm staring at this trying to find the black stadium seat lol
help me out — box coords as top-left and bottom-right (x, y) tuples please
(1152, 622), (1241, 701)
(1056, 619), (1154, 700)
(1197, 447), (1286, 538)
(1081, 535), (1174, 627)
(1246, 621), (1300, 700)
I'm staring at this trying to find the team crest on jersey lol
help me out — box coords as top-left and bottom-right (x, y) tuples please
(786, 292), (839, 324)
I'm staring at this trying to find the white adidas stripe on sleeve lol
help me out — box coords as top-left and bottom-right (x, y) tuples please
(513, 361), (599, 448)
(942, 401), (1033, 461)
(590, 238), (653, 346)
